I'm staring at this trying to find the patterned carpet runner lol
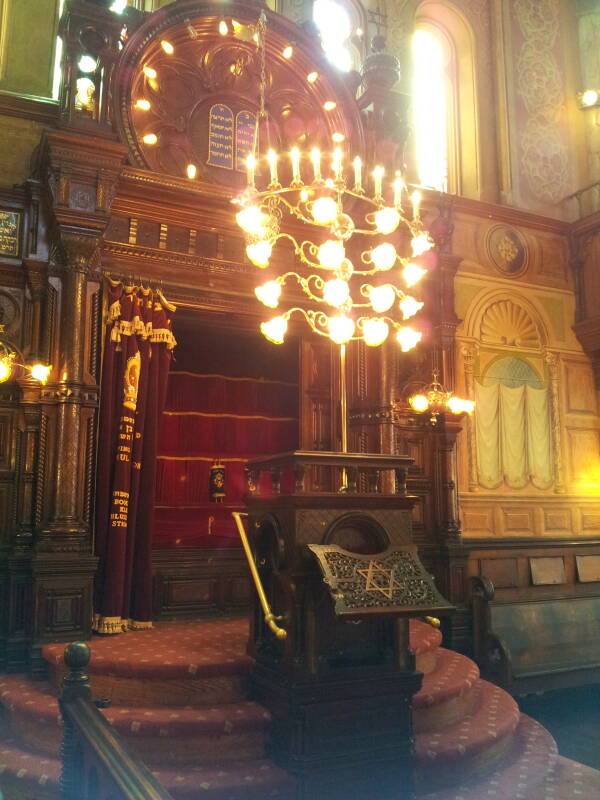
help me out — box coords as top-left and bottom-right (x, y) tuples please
(0, 617), (598, 799)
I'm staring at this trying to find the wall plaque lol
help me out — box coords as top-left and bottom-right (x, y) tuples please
(0, 210), (21, 257)
(576, 555), (600, 583)
(235, 110), (257, 171)
(207, 104), (234, 169)
(530, 556), (565, 586)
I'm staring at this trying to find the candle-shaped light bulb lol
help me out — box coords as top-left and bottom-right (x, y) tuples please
(332, 147), (343, 182)
(394, 175), (404, 208)
(373, 165), (384, 200)
(290, 146), (301, 183)
(246, 153), (256, 188)
(266, 149), (278, 186)
(310, 147), (322, 182)
(353, 156), (362, 192)
(411, 189), (421, 220)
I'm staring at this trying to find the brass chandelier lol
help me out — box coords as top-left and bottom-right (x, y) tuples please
(407, 370), (474, 425)
(234, 13), (431, 353)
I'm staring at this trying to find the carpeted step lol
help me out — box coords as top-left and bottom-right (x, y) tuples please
(43, 618), (252, 707)
(152, 760), (294, 800)
(0, 733), (59, 800)
(42, 618), (441, 707)
(413, 648), (480, 733)
(0, 676), (271, 767)
(410, 621), (442, 674)
(415, 679), (521, 791)
(419, 714), (558, 799)
(0, 733), (296, 800)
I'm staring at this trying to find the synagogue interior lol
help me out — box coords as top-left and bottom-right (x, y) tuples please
(0, 0), (600, 798)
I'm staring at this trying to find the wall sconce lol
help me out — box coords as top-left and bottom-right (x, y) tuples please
(395, 370), (474, 426)
(577, 89), (600, 109)
(0, 343), (52, 385)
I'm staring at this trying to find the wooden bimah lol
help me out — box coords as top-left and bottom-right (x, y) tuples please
(241, 451), (453, 800)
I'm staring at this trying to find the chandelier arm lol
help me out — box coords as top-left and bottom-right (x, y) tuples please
(288, 308), (329, 337)
(264, 193), (318, 227)
(297, 275), (330, 305)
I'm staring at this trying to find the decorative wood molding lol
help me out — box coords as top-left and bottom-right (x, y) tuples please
(0, 92), (59, 126)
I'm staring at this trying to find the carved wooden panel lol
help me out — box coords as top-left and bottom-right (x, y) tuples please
(543, 509), (570, 535)
(0, 410), (14, 470)
(503, 510), (533, 534)
(115, 6), (364, 186)
(480, 557), (519, 589)
(460, 498), (600, 538)
(104, 215), (130, 244)
(581, 512), (600, 533)
(0, 484), (12, 545)
(565, 362), (597, 414)
(136, 219), (160, 249)
(41, 585), (90, 637)
(530, 557), (566, 586)
(168, 578), (218, 606)
(576, 555), (600, 583)
(462, 508), (494, 536)
(567, 429), (600, 484)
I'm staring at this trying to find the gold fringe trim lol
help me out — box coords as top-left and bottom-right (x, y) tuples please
(93, 614), (154, 634)
(170, 371), (298, 387)
(128, 619), (154, 631)
(150, 327), (177, 350)
(93, 614), (127, 635)
(108, 299), (121, 323)
(162, 411), (296, 421)
(110, 319), (177, 350)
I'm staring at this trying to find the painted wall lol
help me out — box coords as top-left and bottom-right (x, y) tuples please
(384, 0), (589, 219)
(452, 207), (600, 538)
(576, 0), (600, 215)
(0, 0), (60, 185)
(0, 0), (61, 98)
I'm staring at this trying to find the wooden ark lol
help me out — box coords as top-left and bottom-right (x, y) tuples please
(0, 0), (599, 693)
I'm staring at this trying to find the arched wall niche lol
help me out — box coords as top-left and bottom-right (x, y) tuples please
(113, 0), (367, 185)
(461, 289), (551, 351)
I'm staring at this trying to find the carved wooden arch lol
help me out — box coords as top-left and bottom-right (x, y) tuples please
(462, 289), (550, 350)
(112, 0), (367, 187)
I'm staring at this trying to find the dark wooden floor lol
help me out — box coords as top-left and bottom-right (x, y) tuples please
(519, 685), (600, 770)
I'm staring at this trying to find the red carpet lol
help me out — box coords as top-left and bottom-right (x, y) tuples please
(0, 617), (598, 799)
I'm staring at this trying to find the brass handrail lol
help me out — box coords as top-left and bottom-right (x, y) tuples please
(232, 512), (287, 640)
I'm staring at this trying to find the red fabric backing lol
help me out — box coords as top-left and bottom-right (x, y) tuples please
(154, 327), (299, 549)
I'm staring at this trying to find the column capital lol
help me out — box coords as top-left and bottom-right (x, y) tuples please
(58, 231), (100, 274)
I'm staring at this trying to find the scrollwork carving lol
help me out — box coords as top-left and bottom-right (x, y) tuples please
(114, 6), (365, 185)
(59, 233), (100, 274)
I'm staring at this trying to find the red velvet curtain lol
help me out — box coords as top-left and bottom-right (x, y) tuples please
(154, 371), (298, 548)
(94, 279), (175, 634)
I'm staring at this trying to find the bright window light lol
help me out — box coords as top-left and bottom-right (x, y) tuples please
(52, 36), (63, 101)
(412, 29), (448, 191)
(110, 0), (128, 13)
(313, 0), (353, 72)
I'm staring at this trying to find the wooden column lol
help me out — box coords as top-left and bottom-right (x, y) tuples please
(41, 235), (97, 541)
(25, 129), (126, 672)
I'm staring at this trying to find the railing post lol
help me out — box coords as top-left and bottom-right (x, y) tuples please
(59, 642), (92, 800)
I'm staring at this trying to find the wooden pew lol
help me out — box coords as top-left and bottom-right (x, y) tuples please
(471, 575), (600, 695)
